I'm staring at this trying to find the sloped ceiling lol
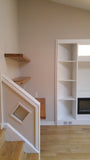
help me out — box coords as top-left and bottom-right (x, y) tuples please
(51, 0), (90, 11)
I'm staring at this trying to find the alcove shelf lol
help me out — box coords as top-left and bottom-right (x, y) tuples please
(4, 53), (30, 62)
(4, 53), (31, 85)
(13, 76), (31, 85)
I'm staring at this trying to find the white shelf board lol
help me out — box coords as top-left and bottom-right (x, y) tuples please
(58, 80), (76, 82)
(58, 60), (77, 63)
(58, 97), (76, 101)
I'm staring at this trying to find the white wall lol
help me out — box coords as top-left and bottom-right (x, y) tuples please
(0, 0), (20, 121)
(19, 0), (90, 121)
(3, 83), (35, 146)
(0, 0), (20, 77)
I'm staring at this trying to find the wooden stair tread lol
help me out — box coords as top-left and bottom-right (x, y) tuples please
(0, 129), (5, 149)
(13, 76), (31, 84)
(0, 141), (18, 159)
(0, 141), (24, 160)
(21, 153), (27, 160)
(26, 153), (39, 160)
(0, 130), (39, 160)
(23, 153), (39, 160)
(5, 53), (30, 62)
(10, 141), (24, 160)
(0, 129), (5, 135)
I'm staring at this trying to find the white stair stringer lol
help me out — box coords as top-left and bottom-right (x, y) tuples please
(1, 74), (40, 157)
(4, 123), (39, 154)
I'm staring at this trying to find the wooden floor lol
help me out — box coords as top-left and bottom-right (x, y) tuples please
(40, 125), (90, 160)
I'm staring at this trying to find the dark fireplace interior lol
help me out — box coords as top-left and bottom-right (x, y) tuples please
(78, 98), (90, 114)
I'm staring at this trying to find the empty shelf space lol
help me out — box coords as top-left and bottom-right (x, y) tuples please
(13, 76), (31, 84)
(4, 53), (30, 62)
(57, 82), (76, 100)
(57, 62), (76, 80)
(59, 114), (75, 121)
(58, 44), (77, 61)
(57, 100), (76, 120)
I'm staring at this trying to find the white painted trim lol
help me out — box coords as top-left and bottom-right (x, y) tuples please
(10, 114), (23, 124)
(10, 102), (32, 124)
(1, 81), (4, 129)
(57, 39), (90, 44)
(55, 41), (58, 123)
(6, 123), (39, 153)
(1, 74), (40, 107)
(34, 107), (40, 150)
(16, 102), (32, 114)
(40, 120), (56, 125)
(57, 120), (90, 125)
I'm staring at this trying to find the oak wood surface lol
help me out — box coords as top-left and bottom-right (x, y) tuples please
(0, 129), (5, 149)
(10, 141), (24, 160)
(22, 153), (39, 160)
(0, 129), (39, 160)
(5, 53), (30, 62)
(13, 76), (31, 84)
(0, 141), (23, 160)
(40, 125), (90, 160)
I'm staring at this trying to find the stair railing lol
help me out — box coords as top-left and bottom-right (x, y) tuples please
(1, 74), (40, 154)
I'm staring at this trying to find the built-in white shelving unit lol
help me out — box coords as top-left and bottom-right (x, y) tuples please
(55, 40), (90, 127)
(56, 42), (77, 124)
(55, 40), (90, 125)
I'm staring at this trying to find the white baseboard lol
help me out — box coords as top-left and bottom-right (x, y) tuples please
(57, 120), (90, 125)
(40, 119), (90, 126)
(40, 120), (56, 125)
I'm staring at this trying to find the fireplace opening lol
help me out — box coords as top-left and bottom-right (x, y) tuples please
(78, 98), (90, 114)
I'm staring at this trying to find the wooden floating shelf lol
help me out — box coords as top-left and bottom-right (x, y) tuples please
(13, 76), (31, 84)
(36, 98), (46, 119)
(5, 53), (30, 62)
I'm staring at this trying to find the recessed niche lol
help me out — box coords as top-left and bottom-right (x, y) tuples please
(12, 103), (29, 123)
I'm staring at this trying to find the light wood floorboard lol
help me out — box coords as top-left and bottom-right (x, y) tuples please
(40, 125), (90, 160)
